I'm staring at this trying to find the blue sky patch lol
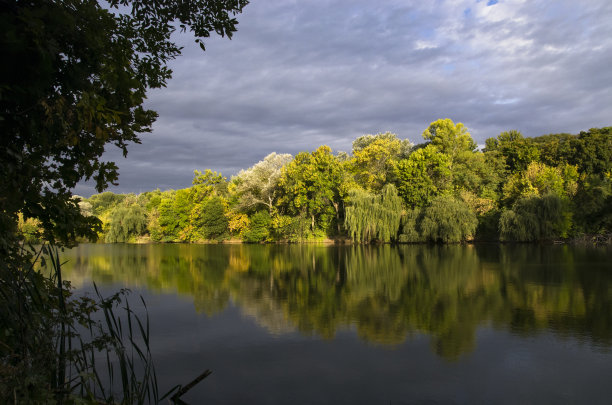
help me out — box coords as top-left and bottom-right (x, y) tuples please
(442, 64), (456, 74)
(487, 0), (499, 5)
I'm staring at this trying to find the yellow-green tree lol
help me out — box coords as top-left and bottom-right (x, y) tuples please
(158, 189), (192, 242)
(189, 169), (229, 241)
(422, 118), (476, 170)
(394, 146), (452, 208)
(502, 162), (578, 206)
(350, 132), (411, 191)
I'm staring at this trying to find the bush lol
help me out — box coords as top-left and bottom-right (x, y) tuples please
(270, 213), (305, 242)
(243, 211), (271, 243)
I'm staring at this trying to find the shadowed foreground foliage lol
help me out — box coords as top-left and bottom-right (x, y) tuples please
(1, 1), (249, 402)
(1, 0), (248, 254)
(0, 246), (158, 404)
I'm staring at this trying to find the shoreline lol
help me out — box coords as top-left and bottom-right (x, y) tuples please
(83, 234), (612, 247)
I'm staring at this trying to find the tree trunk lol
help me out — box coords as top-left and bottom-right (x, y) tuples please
(333, 201), (341, 233)
(267, 196), (274, 214)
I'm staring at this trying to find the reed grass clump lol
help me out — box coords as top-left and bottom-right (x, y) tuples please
(1, 245), (159, 404)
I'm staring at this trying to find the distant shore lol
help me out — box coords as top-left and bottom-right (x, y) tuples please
(92, 233), (612, 247)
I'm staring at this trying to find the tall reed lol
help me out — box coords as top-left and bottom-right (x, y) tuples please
(1, 245), (159, 404)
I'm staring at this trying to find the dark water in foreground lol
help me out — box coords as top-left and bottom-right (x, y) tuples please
(61, 243), (612, 404)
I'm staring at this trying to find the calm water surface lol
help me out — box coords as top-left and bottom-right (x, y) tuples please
(61, 243), (612, 404)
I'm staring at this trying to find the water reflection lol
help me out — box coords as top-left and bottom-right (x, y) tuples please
(61, 243), (612, 360)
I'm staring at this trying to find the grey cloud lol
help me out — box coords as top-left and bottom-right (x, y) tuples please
(77, 0), (612, 195)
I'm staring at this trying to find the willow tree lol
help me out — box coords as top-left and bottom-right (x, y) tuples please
(419, 195), (478, 243)
(105, 204), (148, 243)
(499, 194), (570, 241)
(345, 184), (403, 243)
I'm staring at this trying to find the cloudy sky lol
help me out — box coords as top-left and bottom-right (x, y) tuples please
(75, 0), (612, 196)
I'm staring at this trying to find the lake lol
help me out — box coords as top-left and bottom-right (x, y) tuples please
(60, 243), (612, 404)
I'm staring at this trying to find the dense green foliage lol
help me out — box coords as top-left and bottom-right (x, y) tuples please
(70, 122), (611, 245)
(351, 132), (411, 191)
(200, 197), (230, 241)
(276, 145), (345, 235)
(393, 146), (452, 208)
(243, 211), (272, 243)
(499, 194), (570, 241)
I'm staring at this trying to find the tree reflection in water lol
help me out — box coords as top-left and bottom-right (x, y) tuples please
(61, 243), (612, 361)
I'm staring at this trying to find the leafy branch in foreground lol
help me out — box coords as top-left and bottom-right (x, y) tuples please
(1, 0), (249, 254)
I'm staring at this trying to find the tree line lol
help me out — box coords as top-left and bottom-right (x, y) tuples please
(27, 119), (608, 244)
